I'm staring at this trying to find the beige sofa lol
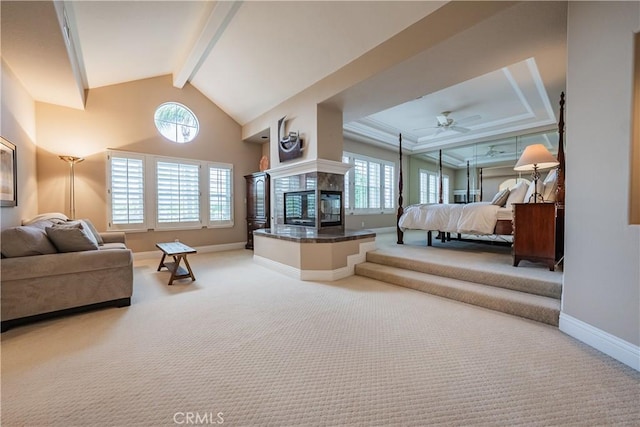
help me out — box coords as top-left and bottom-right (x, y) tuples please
(1, 218), (133, 332)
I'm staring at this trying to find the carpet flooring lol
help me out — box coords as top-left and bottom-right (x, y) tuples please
(2, 235), (639, 426)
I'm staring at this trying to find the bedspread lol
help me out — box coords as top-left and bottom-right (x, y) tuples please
(398, 202), (501, 235)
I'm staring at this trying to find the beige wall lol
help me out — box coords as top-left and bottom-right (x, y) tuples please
(631, 32), (640, 225)
(35, 75), (262, 252)
(1, 61), (38, 229)
(564, 2), (640, 345)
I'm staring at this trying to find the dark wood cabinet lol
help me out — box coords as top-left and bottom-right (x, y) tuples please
(512, 203), (562, 271)
(244, 172), (270, 249)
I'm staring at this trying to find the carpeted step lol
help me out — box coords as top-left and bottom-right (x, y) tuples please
(355, 262), (560, 326)
(366, 250), (561, 299)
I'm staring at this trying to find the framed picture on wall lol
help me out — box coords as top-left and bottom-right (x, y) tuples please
(1, 137), (17, 207)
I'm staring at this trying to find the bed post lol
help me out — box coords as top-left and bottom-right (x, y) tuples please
(556, 92), (565, 208)
(396, 133), (404, 244)
(466, 161), (470, 203)
(438, 149), (443, 204)
(479, 168), (483, 201)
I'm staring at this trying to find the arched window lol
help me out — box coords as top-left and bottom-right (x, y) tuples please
(154, 102), (199, 143)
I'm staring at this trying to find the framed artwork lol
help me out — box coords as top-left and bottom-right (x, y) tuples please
(1, 137), (17, 207)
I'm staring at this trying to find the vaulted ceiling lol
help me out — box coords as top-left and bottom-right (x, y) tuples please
(1, 1), (567, 168)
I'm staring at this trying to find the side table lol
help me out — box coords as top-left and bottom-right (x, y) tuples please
(156, 242), (197, 285)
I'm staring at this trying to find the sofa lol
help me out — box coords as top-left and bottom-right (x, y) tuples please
(1, 215), (133, 332)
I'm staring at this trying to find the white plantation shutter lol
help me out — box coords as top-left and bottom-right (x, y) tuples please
(343, 152), (395, 212)
(107, 151), (234, 231)
(442, 175), (450, 204)
(383, 164), (394, 209)
(209, 166), (232, 223)
(420, 169), (449, 204)
(354, 159), (367, 209)
(156, 161), (200, 225)
(419, 170), (429, 204)
(109, 155), (145, 229)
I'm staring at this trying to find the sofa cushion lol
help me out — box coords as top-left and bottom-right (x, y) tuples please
(0, 226), (58, 258)
(46, 222), (99, 253)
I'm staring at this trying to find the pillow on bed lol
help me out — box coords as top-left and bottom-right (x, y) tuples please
(542, 169), (558, 202)
(505, 181), (528, 207)
(491, 188), (510, 206)
(524, 179), (544, 203)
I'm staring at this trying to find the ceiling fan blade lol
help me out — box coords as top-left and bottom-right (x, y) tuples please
(436, 115), (449, 126)
(456, 114), (482, 125)
(451, 126), (470, 133)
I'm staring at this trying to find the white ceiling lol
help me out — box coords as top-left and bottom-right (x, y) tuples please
(1, 1), (566, 169)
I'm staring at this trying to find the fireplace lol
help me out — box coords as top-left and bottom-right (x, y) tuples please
(284, 190), (342, 229)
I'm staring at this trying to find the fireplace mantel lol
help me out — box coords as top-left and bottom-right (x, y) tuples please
(266, 159), (351, 179)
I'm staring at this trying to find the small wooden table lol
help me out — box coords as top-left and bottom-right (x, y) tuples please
(156, 242), (197, 285)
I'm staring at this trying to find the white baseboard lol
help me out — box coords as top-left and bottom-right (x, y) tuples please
(559, 313), (640, 371)
(254, 240), (377, 282)
(133, 242), (246, 261)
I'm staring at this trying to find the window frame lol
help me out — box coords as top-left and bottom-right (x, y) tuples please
(106, 150), (234, 232)
(343, 152), (396, 214)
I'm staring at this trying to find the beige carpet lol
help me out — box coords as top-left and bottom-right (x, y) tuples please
(2, 236), (639, 426)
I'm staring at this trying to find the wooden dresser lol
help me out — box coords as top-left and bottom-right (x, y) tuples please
(244, 172), (270, 250)
(512, 202), (563, 271)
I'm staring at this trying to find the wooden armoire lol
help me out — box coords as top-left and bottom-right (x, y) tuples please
(244, 172), (270, 249)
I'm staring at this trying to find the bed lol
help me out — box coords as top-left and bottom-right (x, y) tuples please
(396, 93), (566, 246)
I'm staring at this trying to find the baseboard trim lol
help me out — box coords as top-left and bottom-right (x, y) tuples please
(559, 312), (640, 371)
(133, 242), (246, 260)
(254, 240), (377, 281)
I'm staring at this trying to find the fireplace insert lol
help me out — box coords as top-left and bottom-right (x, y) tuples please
(284, 190), (342, 228)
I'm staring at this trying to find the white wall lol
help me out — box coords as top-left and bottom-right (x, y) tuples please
(562, 2), (640, 363)
(1, 61), (38, 229)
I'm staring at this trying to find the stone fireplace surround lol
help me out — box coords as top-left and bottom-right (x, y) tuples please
(253, 159), (377, 281)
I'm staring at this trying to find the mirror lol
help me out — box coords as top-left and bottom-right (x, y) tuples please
(412, 129), (559, 204)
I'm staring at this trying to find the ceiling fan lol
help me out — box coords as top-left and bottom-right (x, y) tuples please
(414, 111), (481, 135)
(484, 145), (506, 157)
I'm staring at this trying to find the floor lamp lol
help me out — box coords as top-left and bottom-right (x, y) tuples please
(513, 144), (558, 203)
(59, 155), (84, 219)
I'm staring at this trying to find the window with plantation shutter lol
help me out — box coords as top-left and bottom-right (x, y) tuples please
(419, 169), (449, 204)
(208, 165), (233, 226)
(108, 154), (146, 230)
(156, 161), (200, 227)
(107, 151), (234, 231)
(343, 152), (395, 213)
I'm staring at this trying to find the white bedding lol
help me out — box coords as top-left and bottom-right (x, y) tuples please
(399, 202), (503, 235)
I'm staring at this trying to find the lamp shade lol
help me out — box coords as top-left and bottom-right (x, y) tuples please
(514, 144), (559, 171)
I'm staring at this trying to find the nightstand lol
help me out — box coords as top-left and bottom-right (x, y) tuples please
(512, 203), (558, 271)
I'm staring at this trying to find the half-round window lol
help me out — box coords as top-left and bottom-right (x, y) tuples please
(154, 102), (199, 143)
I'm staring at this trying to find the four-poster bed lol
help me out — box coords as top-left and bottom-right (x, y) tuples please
(396, 93), (566, 247)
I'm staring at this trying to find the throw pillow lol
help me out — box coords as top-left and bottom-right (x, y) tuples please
(46, 222), (99, 253)
(0, 226), (58, 257)
(542, 169), (558, 202)
(80, 219), (104, 245)
(491, 188), (510, 206)
(505, 181), (528, 207)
